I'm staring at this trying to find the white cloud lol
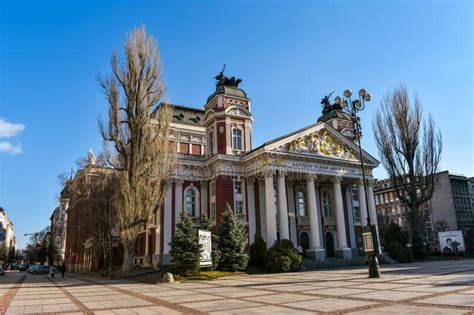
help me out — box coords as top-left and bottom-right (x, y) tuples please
(0, 118), (25, 138)
(0, 141), (22, 155)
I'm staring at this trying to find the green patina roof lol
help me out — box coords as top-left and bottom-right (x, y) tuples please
(317, 110), (352, 123)
(206, 85), (248, 103)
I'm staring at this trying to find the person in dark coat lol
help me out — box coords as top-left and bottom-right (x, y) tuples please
(60, 262), (67, 278)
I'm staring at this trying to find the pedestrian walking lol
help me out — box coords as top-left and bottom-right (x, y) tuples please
(60, 263), (66, 278)
(50, 265), (55, 279)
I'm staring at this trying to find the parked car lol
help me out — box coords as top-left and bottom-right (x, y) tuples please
(0, 268), (5, 276)
(27, 265), (39, 273)
(31, 265), (50, 274)
(19, 265), (28, 271)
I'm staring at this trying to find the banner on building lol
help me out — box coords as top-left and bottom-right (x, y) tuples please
(199, 229), (212, 267)
(438, 230), (465, 254)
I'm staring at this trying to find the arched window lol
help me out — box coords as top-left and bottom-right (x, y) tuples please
(185, 188), (196, 217)
(208, 130), (214, 155)
(232, 128), (242, 150)
(321, 189), (332, 217)
(296, 190), (307, 216)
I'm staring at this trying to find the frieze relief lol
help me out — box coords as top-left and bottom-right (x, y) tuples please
(281, 130), (357, 160)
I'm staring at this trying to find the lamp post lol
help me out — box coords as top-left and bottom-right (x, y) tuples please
(338, 88), (381, 278)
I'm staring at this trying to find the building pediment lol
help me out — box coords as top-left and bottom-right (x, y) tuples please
(248, 122), (379, 167)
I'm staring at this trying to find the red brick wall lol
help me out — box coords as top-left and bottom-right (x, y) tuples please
(179, 143), (189, 154)
(217, 122), (226, 154)
(191, 144), (201, 155)
(215, 176), (234, 224)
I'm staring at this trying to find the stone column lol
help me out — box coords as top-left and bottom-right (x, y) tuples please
(367, 180), (382, 252)
(334, 177), (352, 258)
(306, 175), (325, 259)
(225, 118), (232, 154)
(358, 179), (368, 226)
(264, 172), (277, 247)
(258, 179), (267, 242)
(286, 180), (298, 245)
(154, 208), (161, 266)
(200, 181), (208, 219)
(277, 172), (290, 240)
(344, 185), (357, 249)
(247, 178), (257, 244)
(144, 224), (150, 265)
(175, 180), (183, 224)
(162, 181), (173, 264)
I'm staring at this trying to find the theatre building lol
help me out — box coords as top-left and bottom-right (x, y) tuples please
(134, 71), (382, 266)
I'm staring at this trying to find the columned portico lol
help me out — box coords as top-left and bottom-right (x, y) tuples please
(277, 172), (289, 240)
(264, 172), (277, 247)
(333, 177), (352, 258)
(306, 175), (325, 259)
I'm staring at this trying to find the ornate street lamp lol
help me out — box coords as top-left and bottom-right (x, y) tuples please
(340, 88), (381, 278)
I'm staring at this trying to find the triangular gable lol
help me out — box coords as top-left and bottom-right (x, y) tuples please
(262, 122), (379, 166)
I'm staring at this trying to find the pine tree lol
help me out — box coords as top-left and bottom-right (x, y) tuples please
(200, 214), (221, 270)
(218, 203), (249, 271)
(169, 212), (202, 276)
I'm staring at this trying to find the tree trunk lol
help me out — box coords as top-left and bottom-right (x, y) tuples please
(122, 240), (135, 272)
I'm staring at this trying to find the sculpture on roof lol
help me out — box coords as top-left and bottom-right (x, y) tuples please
(214, 64), (242, 89)
(321, 91), (344, 114)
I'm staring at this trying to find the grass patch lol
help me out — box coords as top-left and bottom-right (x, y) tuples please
(177, 270), (245, 281)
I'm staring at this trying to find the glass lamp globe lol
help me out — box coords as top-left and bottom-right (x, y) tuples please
(343, 89), (352, 98)
(358, 89), (367, 97)
(334, 96), (342, 104)
(364, 93), (372, 102)
(353, 99), (361, 110)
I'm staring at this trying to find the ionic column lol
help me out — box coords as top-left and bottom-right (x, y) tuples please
(162, 181), (173, 263)
(277, 172), (290, 240)
(200, 181), (208, 219)
(367, 179), (382, 252)
(334, 177), (351, 258)
(264, 172), (277, 247)
(307, 175), (325, 259)
(286, 180), (298, 245)
(258, 179), (267, 242)
(247, 178), (257, 244)
(145, 224), (150, 265)
(344, 185), (357, 249)
(154, 208), (161, 265)
(175, 180), (183, 224)
(358, 179), (368, 226)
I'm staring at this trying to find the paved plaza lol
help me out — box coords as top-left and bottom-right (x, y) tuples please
(1, 259), (473, 314)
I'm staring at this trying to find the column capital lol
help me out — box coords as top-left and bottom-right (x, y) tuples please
(332, 176), (343, 184)
(357, 178), (365, 186)
(200, 180), (208, 185)
(278, 171), (287, 179)
(265, 171), (275, 179)
(175, 179), (184, 185)
(305, 174), (317, 181)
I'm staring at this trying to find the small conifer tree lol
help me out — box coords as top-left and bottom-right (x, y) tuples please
(218, 203), (249, 271)
(200, 214), (221, 270)
(169, 212), (202, 276)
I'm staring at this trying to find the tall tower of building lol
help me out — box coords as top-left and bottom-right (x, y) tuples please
(203, 66), (253, 156)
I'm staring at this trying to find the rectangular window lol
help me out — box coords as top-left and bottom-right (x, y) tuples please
(232, 128), (242, 150)
(208, 131), (214, 155)
(210, 182), (216, 196)
(234, 181), (242, 194)
(211, 203), (216, 222)
(235, 201), (244, 215)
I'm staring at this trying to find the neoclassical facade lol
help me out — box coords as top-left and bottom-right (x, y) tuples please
(135, 74), (381, 265)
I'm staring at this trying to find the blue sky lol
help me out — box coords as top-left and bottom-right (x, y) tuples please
(1, 0), (472, 249)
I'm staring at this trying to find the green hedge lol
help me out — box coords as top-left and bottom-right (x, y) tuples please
(264, 240), (302, 273)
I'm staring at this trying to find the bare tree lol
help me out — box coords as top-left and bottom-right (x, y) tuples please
(98, 26), (176, 271)
(373, 84), (442, 256)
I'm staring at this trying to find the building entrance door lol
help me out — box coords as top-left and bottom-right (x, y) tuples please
(325, 232), (335, 257)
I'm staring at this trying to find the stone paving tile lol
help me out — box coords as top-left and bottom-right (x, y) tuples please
(304, 287), (376, 296)
(243, 292), (317, 304)
(393, 284), (471, 293)
(283, 297), (377, 312)
(415, 293), (474, 307)
(349, 304), (467, 314)
(211, 289), (275, 298)
(246, 283), (317, 292)
(159, 292), (225, 303)
(348, 289), (433, 301)
(210, 305), (314, 314)
(351, 282), (416, 290)
(141, 289), (195, 298)
(95, 305), (181, 314)
(183, 299), (264, 312)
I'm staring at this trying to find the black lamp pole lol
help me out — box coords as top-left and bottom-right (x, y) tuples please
(338, 88), (381, 278)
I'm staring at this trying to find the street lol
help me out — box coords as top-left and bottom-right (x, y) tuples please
(1, 259), (474, 314)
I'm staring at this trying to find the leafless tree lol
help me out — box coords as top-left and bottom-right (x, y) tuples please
(98, 26), (176, 271)
(373, 84), (442, 254)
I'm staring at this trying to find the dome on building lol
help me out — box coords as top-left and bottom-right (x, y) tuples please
(206, 85), (248, 103)
(317, 110), (352, 123)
